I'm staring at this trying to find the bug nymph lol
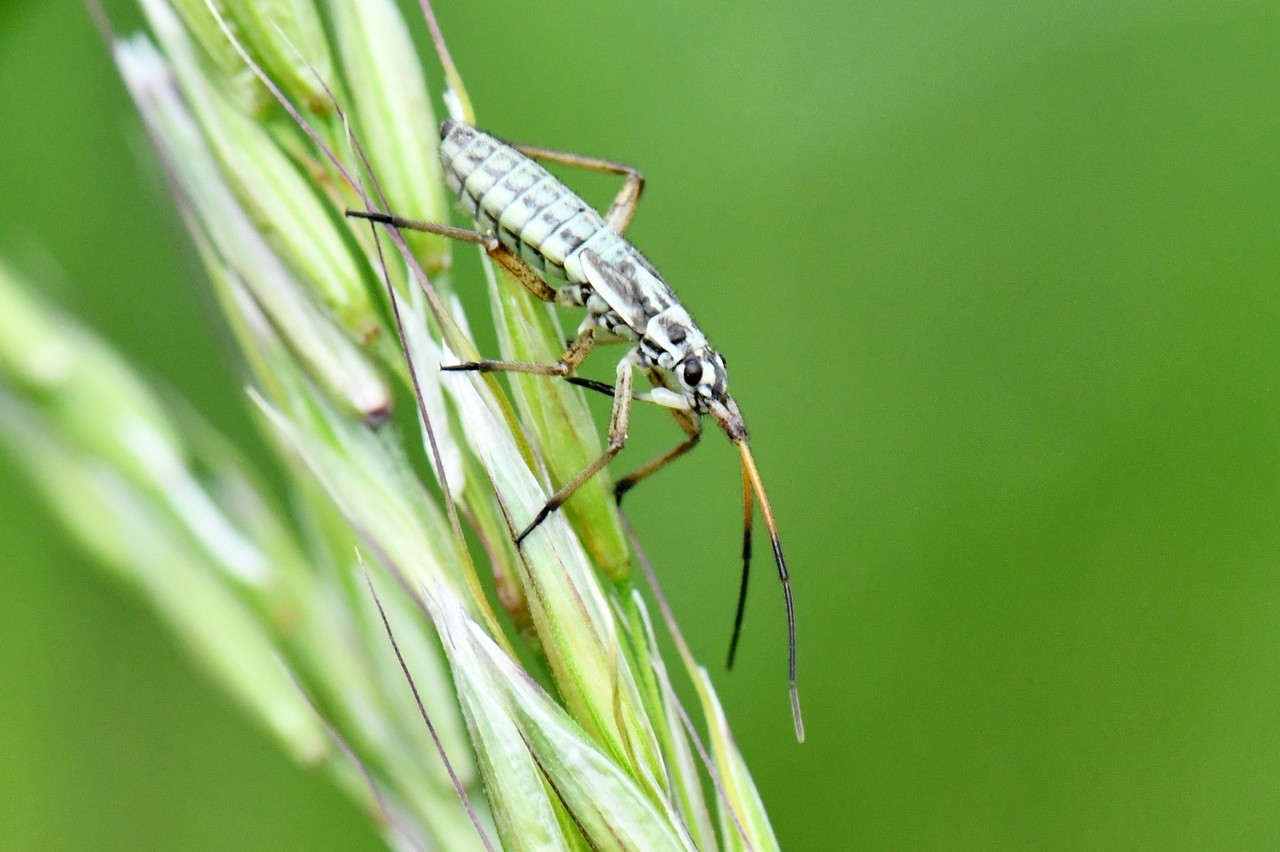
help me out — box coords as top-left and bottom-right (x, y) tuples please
(349, 120), (803, 741)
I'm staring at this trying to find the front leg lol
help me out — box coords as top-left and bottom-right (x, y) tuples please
(562, 361), (706, 500)
(515, 355), (636, 544)
(612, 367), (703, 502)
(613, 408), (701, 504)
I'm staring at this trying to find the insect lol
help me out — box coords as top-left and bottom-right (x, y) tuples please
(350, 120), (803, 740)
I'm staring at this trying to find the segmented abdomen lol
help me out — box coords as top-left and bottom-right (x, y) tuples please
(439, 120), (615, 284)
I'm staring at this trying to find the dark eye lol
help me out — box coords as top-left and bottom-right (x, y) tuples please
(681, 359), (703, 387)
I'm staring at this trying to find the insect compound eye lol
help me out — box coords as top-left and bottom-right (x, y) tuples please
(680, 358), (704, 388)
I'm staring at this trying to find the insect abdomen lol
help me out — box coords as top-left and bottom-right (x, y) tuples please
(440, 120), (610, 283)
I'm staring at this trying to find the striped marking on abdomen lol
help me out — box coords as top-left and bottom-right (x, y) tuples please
(441, 121), (611, 284)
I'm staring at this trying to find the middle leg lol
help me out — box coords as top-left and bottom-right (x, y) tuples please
(442, 326), (599, 378)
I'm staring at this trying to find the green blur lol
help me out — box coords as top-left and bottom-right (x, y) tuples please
(1, 1), (1277, 848)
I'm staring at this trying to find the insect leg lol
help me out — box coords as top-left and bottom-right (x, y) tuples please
(566, 369), (701, 499)
(508, 143), (645, 235)
(346, 209), (557, 301)
(565, 376), (617, 397)
(615, 412), (702, 504)
(611, 368), (702, 502)
(443, 327), (597, 378)
(514, 357), (636, 545)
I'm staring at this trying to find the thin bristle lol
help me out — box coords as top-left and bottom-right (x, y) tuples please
(737, 442), (802, 742)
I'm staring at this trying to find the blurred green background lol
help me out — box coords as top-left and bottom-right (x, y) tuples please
(2, 0), (1278, 848)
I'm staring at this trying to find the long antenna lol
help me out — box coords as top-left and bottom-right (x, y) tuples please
(726, 460), (753, 670)
(737, 442), (804, 742)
